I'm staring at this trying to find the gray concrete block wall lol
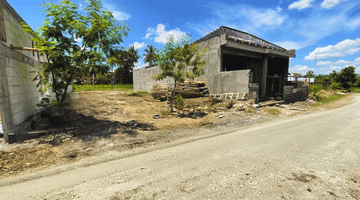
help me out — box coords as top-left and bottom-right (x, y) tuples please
(209, 70), (250, 94)
(283, 85), (309, 102)
(133, 66), (174, 92)
(0, 0), (73, 138)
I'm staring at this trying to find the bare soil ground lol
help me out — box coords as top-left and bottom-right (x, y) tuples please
(0, 91), (354, 179)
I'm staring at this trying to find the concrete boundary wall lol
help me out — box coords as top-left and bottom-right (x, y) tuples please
(133, 66), (174, 92)
(0, 0), (72, 141)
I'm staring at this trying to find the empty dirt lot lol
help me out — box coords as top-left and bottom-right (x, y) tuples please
(0, 90), (354, 179)
(0, 93), (359, 200)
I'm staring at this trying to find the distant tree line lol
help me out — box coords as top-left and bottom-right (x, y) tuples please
(304, 66), (360, 89)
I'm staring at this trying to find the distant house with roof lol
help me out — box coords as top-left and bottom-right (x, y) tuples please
(134, 26), (308, 102)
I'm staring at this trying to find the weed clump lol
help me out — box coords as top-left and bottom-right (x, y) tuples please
(176, 95), (184, 110)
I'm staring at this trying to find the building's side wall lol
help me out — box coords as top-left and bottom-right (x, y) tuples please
(0, 0), (72, 137)
(198, 36), (251, 95)
(133, 35), (252, 95)
(210, 70), (250, 94)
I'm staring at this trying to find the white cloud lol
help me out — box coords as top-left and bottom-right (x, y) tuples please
(290, 65), (314, 74)
(112, 10), (131, 21)
(334, 59), (351, 64)
(317, 61), (332, 66)
(304, 38), (360, 60)
(234, 6), (286, 28)
(145, 24), (187, 44)
(321, 0), (347, 9)
(309, 57), (360, 74)
(213, 4), (287, 29)
(275, 41), (308, 50)
(132, 42), (146, 50)
(134, 61), (147, 69)
(288, 0), (315, 10)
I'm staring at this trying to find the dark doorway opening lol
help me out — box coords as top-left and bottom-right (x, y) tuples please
(266, 57), (289, 98)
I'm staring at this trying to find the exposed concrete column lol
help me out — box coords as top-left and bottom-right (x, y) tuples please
(0, 44), (13, 142)
(262, 57), (268, 97)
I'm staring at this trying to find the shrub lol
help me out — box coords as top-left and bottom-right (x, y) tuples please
(327, 82), (340, 90)
(176, 95), (185, 110)
(309, 84), (323, 94)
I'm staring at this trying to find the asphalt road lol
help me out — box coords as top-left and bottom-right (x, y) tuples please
(1, 95), (360, 199)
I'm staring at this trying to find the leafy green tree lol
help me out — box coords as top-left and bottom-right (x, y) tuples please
(143, 45), (159, 67)
(112, 46), (139, 84)
(153, 34), (207, 112)
(335, 66), (357, 89)
(305, 70), (314, 78)
(22, 0), (128, 104)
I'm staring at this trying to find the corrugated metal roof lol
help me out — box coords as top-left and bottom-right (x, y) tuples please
(195, 26), (287, 52)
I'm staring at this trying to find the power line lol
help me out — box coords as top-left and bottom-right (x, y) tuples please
(185, 23), (209, 33)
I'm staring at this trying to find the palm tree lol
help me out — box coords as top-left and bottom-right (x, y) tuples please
(143, 45), (159, 67)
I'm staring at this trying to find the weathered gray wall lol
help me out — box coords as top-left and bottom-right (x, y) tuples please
(0, 0), (72, 138)
(198, 36), (251, 94)
(210, 70), (250, 94)
(133, 66), (174, 92)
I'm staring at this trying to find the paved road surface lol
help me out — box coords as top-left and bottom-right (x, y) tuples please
(1, 95), (360, 199)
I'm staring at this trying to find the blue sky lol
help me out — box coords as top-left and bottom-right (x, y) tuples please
(7, 0), (360, 75)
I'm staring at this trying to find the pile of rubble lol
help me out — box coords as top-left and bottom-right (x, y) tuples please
(151, 81), (209, 100)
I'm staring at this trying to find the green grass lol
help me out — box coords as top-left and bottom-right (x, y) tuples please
(309, 84), (324, 95)
(314, 94), (346, 105)
(350, 87), (360, 93)
(128, 91), (149, 96)
(268, 108), (280, 115)
(72, 84), (133, 92)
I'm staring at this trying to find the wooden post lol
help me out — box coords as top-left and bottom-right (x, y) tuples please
(262, 57), (268, 97)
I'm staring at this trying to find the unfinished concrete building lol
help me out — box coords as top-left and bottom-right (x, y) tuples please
(134, 26), (308, 102)
(0, 0), (72, 142)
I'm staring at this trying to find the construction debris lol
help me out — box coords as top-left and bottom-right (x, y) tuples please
(151, 81), (209, 100)
(175, 81), (209, 98)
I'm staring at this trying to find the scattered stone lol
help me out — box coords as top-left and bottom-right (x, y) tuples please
(336, 92), (347, 95)
(108, 143), (114, 147)
(153, 114), (161, 119)
(216, 107), (227, 110)
(233, 104), (245, 111)
(149, 121), (154, 124)
(116, 101), (126, 105)
(218, 115), (224, 118)
(290, 107), (307, 111)
(125, 119), (136, 124)
(252, 104), (260, 108)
